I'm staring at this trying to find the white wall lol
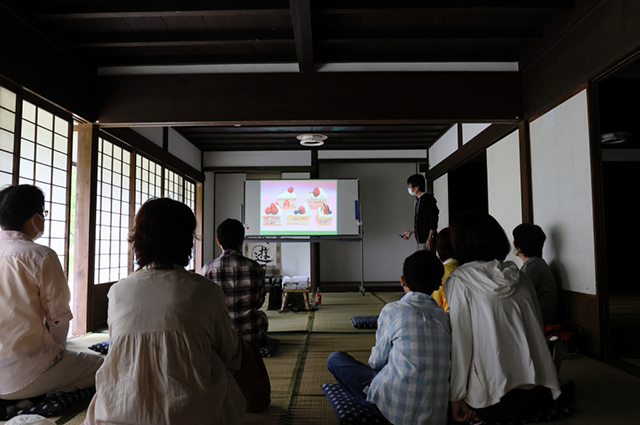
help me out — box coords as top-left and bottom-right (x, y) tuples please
(429, 125), (458, 168)
(486, 129), (523, 266)
(530, 89), (596, 295)
(319, 162), (416, 282)
(168, 128), (202, 171)
(462, 123), (491, 144)
(212, 173), (246, 259)
(433, 174), (449, 230)
(132, 127), (163, 147)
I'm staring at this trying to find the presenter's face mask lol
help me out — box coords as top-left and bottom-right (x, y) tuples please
(408, 187), (416, 196)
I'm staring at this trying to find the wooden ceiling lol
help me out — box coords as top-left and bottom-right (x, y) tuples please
(1, 1), (575, 151)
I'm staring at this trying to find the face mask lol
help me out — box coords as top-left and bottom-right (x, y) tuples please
(408, 187), (416, 196)
(32, 216), (44, 240)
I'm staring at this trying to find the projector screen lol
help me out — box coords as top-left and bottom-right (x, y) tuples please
(244, 179), (359, 237)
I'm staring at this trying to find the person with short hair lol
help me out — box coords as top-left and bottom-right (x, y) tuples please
(401, 174), (439, 251)
(431, 227), (457, 312)
(513, 223), (559, 324)
(84, 198), (246, 424)
(445, 211), (561, 424)
(201, 218), (268, 345)
(326, 250), (451, 425)
(0, 185), (103, 405)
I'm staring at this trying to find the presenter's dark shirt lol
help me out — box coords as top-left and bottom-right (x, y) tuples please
(414, 193), (439, 244)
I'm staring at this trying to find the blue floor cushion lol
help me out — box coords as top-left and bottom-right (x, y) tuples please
(321, 383), (390, 425)
(259, 336), (280, 357)
(350, 316), (379, 329)
(14, 388), (95, 418)
(88, 339), (110, 355)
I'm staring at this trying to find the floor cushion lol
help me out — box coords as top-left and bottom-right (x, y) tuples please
(321, 383), (390, 425)
(88, 339), (110, 355)
(350, 316), (379, 330)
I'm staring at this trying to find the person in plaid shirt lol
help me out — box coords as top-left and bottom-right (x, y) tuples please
(201, 218), (268, 345)
(326, 250), (451, 425)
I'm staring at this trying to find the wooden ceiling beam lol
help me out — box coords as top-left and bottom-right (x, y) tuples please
(35, 0), (290, 19)
(314, 49), (520, 63)
(313, 0), (573, 13)
(289, 0), (314, 73)
(93, 53), (297, 67)
(71, 29), (295, 48)
(314, 28), (542, 41)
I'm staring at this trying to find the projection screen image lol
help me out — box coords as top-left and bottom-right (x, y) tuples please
(259, 180), (337, 235)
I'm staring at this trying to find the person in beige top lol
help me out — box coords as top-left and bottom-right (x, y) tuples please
(0, 185), (103, 402)
(84, 198), (246, 425)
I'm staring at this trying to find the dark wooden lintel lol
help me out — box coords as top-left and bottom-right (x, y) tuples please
(289, 0), (314, 73)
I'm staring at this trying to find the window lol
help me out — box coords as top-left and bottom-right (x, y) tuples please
(0, 86), (16, 186)
(94, 138), (132, 284)
(164, 168), (184, 202)
(18, 100), (71, 270)
(135, 154), (162, 212)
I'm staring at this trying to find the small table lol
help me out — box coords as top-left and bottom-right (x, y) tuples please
(280, 288), (311, 311)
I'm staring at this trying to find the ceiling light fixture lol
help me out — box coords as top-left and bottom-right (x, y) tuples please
(601, 132), (632, 144)
(297, 133), (327, 147)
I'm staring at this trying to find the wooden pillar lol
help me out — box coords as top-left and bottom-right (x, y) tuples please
(518, 121), (533, 223)
(73, 123), (99, 334)
(194, 181), (204, 271)
(310, 150), (320, 292)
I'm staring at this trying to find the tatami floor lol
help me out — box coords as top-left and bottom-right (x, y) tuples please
(4, 291), (640, 425)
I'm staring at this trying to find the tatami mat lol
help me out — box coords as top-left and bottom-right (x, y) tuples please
(7, 291), (640, 425)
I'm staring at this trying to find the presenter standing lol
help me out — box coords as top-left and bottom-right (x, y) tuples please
(401, 174), (439, 251)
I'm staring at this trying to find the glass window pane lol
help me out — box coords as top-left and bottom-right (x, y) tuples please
(19, 159), (34, 179)
(54, 134), (68, 153)
(52, 185), (66, 203)
(52, 168), (67, 186)
(22, 101), (36, 122)
(36, 127), (52, 148)
(0, 128), (13, 152)
(50, 220), (66, 239)
(113, 145), (122, 161)
(113, 159), (121, 175)
(53, 151), (66, 169)
(0, 171), (12, 187)
(35, 163), (51, 183)
(0, 150), (13, 173)
(37, 108), (53, 130)
(0, 109), (15, 133)
(103, 156), (112, 171)
(36, 145), (52, 164)
(21, 121), (35, 141)
(20, 139), (35, 160)
(50, 238), (65, 255)
(54, 116), (68, 137)
(103, 140), (112, 156)
(0, 87), (16, 111)
(50, 202), (65, 221)
(102, 197), (111, 212)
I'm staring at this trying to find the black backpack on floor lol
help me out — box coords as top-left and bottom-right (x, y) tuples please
(267, 277), (282, 310)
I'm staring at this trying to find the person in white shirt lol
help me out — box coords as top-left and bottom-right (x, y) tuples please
(444, 211), (561, 424)
(84, 198), (246, 425)
(0, 185), (103, 403)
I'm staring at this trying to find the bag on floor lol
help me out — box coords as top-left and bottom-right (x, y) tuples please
(267, 278), (282, 310)
(232, 340), (271, 413)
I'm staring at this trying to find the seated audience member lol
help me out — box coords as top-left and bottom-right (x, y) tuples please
(327, 250), (451, 425)
(431, 227), (457, 312)
(84, 199), (246, 425)
(513, 223), (559, 324)
(0, 185), (103, 404)
(201, 218), (268, 345)
(445, 212), (561, 424)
